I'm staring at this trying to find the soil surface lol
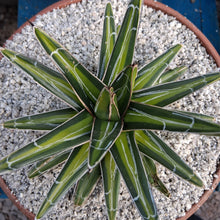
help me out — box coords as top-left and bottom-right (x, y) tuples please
(0, 1), (219, 220)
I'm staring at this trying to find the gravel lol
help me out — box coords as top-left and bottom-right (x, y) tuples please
(0, 199), (27, 220)
(0, 0), (220, 219)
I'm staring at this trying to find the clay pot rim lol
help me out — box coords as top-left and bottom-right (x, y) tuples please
(0, 0), (220, 220)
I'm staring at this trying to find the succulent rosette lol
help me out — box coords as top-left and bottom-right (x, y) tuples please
(0, 0), (220, 219)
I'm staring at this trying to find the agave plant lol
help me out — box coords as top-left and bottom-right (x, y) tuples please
(0, 0), (220, 219)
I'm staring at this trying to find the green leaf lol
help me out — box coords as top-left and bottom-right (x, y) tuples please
(0, 110), (92, 174)
(124, 101), (220, 135)
(28, 151), (70, 178)
(74, 165), (101, 206)
(141, 155), (170, 197)
(111, 132), (158, 220)
(4, 108), (77, 130)
(103, 0), (143, 85)
(132, 72), (220, 106)
(36, 143), (89, 219)
(174, 110), (214, 122)
(155, 66), (187, 84)
(134, 44), (182, 90)
(34, 27), (105, 114)
(94, 87), (120, 121)
(136, 130), (203, 187)
(89, 118), (123, 169)
(0, 48), (82, 111)
(97, 3), (116, 80)
(111, 64), (138, 116)
(116, 25), (121, 35)
(101, 152), (120, 220)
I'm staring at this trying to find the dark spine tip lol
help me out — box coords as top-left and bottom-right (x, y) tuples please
(25, 18), (34, 27)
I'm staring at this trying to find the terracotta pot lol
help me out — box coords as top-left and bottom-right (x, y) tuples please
(0, 0), (219, 220)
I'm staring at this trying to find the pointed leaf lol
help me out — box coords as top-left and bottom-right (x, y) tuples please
(28, 151), (70, 178)
(74, 166), (101, 206)
(103, 0), (143, 85)
(4, 108), (77, 130)
(89, 118), (123, 169)
(116, 25), (121, 35)
(155, 66), (187, 84)
(34, 27), (105, 113)
(101, 152), (120, 220)
(142, 155), (170, 197)
(0, 48), (82, 110)
(97, 3), (116, 79)
(124, 102), (220, 135)
(174, 110), (214, 122)
(111, 132), (158, 220)
(132, 72), (220, 106)
(94, 87), (120, 121)
(111, 64), (138, 116)
(0, 110), (92, 174)
(136, 130), (203, 187)
(134, 44), (182, 90)
(36, 143), (89, 219)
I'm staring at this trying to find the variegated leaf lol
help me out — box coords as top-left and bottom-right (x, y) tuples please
(101, 152), (120, 220)
(74, 165), (101, 206)
(132, 72), (220, 106)
(34, 27), (105, 114)
(28, 151), (70, 178)
(124, 102), (220, 135)
(94, 87), (120, 121)
(174, 110), (214, 122)
(103, 0), (143, 85)
(142, 155), (170, 197)
(36, 143), (89, 219)
(111, 132), (158, 220)
(97, 3), (116, 80)
(136, 130), (203, 186)
(4, 108), (76, 130)
(155, 66), (187, 84)
(89, 118), (123, 169)
(0, 48), (82, 110)
(111, 65), (138, 116)
(134, 44), (182, 90)
(0, 110), (92, 174)
(116, 25), (121, 35)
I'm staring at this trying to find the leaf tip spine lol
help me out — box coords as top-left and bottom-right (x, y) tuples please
(106, 2), (111, 7)
(132, 63), (138, 69)
(25, 18), (35, 27)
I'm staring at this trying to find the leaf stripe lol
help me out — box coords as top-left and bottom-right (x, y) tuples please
(74, 166), (101, 206)
(89, 119), (123, 169)
(103, 0), (142, 85)
(36, 144), (89, 218)
(0, 110), (93, 174)
(142, 155), (170, 197)
(134, 44), (182, 90)
(155, 66), (187, 84)
(124, 102), (220, 135)
(101, 152), (120, 220)
(136, 130), (203, 186)
(34, 27), (105, 113)
(132, 72), (220, 106)
(4, 108), (77, 130)
(0, 48), (82, 110)
(28, 151), (70, 178)
(111, 132), (157, 219)
(97, 3), (116, 79)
